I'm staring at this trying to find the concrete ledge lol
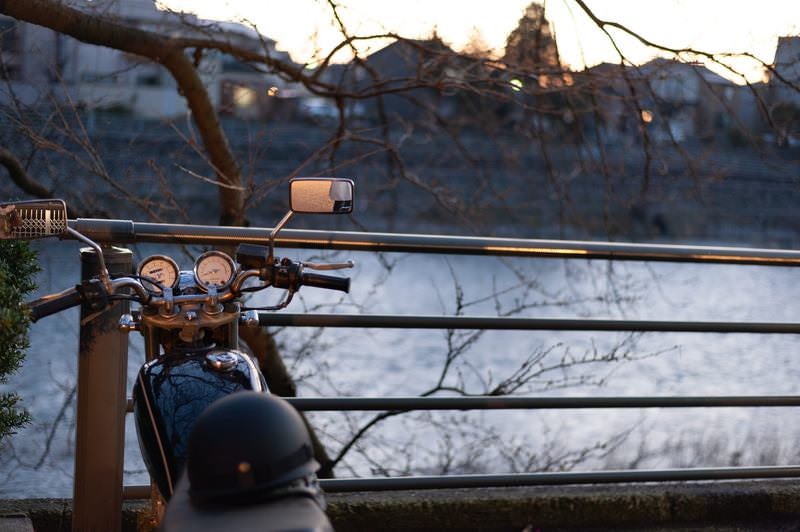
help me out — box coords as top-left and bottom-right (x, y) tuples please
(0, 499), (147, 531)
(326, 480), (800, 531)
(3, 479), (800, 531)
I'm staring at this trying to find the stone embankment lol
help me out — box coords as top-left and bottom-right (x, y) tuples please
(4, 479), (800, 530)
(1, 113), (799, 247)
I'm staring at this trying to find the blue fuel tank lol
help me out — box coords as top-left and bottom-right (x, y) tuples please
(133, 348), (267, 499)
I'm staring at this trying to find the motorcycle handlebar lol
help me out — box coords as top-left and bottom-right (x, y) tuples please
(300, 272), (350, 293)
(27, 287), (84, 322)
(25, 258), (351, 322)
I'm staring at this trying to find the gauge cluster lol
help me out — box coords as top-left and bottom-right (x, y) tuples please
(194, 251), (236, 291)
(137, 255), (179, 294)
(137, 251), (237, 294)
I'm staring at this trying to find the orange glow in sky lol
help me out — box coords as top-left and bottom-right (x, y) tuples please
(158, 0), (800, 83)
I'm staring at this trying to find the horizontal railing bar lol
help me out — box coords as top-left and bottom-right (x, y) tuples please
(68, 219), (800, 266)
(121, 465), (800, 499)
(317, 465), (800, 492)
(258, 313), (800, 334)
(122, 485), (150, 500)
(286, 395), (800, 411)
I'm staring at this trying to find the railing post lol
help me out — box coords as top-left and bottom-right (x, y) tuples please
(73, 246), (132, 532)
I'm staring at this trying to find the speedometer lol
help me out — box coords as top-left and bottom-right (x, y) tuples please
(137, 255), (179, 294)
(194, 251), (236, 290)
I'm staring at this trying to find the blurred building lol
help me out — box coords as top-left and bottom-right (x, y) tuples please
(0, 0), (298, 119)
(576, 59), (748, 143)
(769, 36), (800, 144)
(771, 36), (800, 106)
(637, 58), (736, 141)
(353, 37), (484, 122)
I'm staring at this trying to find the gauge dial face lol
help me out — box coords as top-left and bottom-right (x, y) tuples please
(137, 255), (179, 293)
(194, 251), (236, 290)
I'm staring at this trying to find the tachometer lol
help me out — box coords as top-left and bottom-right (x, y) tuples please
(194, 251), (236, 290)
(137, 255), (179, 294)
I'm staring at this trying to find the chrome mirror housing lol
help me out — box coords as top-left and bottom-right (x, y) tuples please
(289, 178), (354, 214)
(266, 178), (355, 264)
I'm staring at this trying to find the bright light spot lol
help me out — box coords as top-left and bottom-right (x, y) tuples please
(510, 78), (523, 92)
(641, 109), (654, 123)
(537, 74), (550, 89)
(267, 86), (279, 97)
(233, 85), (256, 107)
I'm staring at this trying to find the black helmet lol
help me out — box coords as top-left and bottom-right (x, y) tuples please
(187, 391), (321, 504)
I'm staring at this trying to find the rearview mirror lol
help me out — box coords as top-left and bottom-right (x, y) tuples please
(290, 178), (354, 214)
(0, 199), (68, 240)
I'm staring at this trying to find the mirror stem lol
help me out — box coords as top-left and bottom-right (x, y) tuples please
(66, 226), (113, 293)
(268, 210), (294, 264)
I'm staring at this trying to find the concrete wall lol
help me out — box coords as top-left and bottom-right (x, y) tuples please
(4, 479), (800, 531)
(0, 114), (799, 247)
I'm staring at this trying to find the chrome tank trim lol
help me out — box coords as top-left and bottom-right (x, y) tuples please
(137, 371), (174, 496)
(240, 351), (264, 391)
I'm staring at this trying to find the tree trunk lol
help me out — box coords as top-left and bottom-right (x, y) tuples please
(0, 0), (244, 225)
(239, 327), (336, 478)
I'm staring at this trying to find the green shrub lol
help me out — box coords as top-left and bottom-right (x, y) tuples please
(0, 240), (39, 440)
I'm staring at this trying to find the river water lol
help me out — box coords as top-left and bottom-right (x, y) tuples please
(2, 238), (800, 497)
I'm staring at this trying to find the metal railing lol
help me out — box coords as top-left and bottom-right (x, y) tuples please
(63, 219), (800, 527)
(69, 218), (800, 265)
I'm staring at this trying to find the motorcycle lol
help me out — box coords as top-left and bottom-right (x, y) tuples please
(0, 177), (354, 530)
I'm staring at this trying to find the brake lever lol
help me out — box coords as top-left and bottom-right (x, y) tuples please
(301, 260), (355, 271)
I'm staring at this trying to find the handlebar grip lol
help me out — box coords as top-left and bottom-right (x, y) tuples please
(300, 272), (350, 293)
(27, 287), (84, 322)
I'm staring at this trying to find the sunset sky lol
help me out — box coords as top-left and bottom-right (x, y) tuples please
(158, 0), (800, 84)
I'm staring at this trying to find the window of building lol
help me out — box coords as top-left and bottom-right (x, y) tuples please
(0, 19), (18, 53)
(136, 73), (161, 86)
(233, 85), (257, 108)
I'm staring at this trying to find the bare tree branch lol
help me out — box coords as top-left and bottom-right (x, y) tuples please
(0, 0), (245, 224)
(0, 145), (50, 197)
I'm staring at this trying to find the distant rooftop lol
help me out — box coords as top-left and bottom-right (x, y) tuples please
(73, 0), (276, 47)
(637, 57), (733, 85)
